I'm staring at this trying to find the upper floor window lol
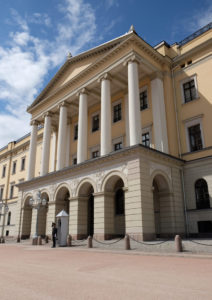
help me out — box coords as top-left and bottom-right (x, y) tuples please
(0, 187), (4, 200)
(92, 114), (99, 132)
(181, 76), (198, 103)
(92, 150), (99, 158)
(72, 156), (77, 165)
(115, 188), (125, 215)
(2, 165), (6, 178)
(114, 142), (122, 151)
(21, 157), (25, 171)
(7, 212), (11, 225)
(113, 103), (122, 123)
(10, 185), (14, 199)
(12, 161), (16, 174)
(195, 179), (210, 209)
(188, 124), (203, 152)
(142, 132), (150, 147)
(140, 89), (148, 110)
(74, 124), (78, 140)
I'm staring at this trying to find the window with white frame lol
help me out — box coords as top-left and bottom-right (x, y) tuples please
(142, 125), (152, 147)
(113, 101), (122, 123)
(140, 87), (148, 111)
(92, 114), (99, 132)
(184, 116), (204, 152)
(90, 145), (100, 159)
(181, 75), (198, 103)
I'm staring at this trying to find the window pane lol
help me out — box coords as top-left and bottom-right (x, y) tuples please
(113, 104), (122, 122)
(188, 124), (203, 152)
(140, 90), (148, 110)
(92, 115), (99, 132)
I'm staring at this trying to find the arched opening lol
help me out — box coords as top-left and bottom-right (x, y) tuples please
(21, 196), (32, 239)
(152, 174), (172, 238)
(78, 182), (94, 237)
(195, 179), (210, 209)
(37, 192), (49, 237)
(55, 187), (70, 216)
(104, 175), (125, 237)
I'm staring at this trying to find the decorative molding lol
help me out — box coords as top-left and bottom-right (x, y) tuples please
(76, 87), (88, 97)
(97, 72), (112, 83)
(123, 53), (140, 66)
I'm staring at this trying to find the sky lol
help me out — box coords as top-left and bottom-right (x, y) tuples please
(0, 0), (211, 148)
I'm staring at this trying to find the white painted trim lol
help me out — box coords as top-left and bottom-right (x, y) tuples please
(90, 145), (100, 158)
(112, 136), (124, 151)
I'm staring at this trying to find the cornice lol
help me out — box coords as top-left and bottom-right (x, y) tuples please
(16, 144), (184, 190)
(28, 33), (168, 115)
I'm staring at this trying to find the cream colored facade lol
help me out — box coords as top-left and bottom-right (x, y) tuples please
(0, 23), (212, 240)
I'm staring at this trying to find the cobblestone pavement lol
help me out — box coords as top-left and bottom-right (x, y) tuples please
(4, 236), (212, 254)
(1, 242), (212, 300)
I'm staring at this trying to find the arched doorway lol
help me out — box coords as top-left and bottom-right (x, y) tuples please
(37, 192), (49, 237)
(104, 175), (126, 237)
(78, 182), (94, 237)
(55, 186), (70, 216)
(21, 196), (32, 239)
(152, 174), (173, 237)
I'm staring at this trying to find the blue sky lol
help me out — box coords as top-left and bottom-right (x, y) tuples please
(0, 0), (211, 148)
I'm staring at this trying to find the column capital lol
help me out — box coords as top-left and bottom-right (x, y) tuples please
(77, 87), (88, 97)
(123, 53), (140, 67)
(43, 111), (53, 119)
(30, 120), (39, 126)
(98, 72), (112, 83)
(149, 71), (164, 81)
(57, 101), (68, 110)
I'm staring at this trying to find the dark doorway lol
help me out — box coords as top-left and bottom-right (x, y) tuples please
(87, 194), (94, 236)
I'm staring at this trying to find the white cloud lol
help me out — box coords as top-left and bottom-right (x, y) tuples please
(0, 0), (98, 148)
(105, 0), (119, 9)
(185, 3), (212, 33)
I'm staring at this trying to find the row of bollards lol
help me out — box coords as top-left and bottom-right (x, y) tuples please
(28, 234), (183, 252)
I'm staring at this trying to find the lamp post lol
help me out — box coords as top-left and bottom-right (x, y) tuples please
(29, 190), (46, 244)
(0, 200), (9, 243)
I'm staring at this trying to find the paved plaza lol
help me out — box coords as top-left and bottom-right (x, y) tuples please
(1, 242), (212, 299)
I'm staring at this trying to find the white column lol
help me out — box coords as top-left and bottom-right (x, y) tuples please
(151, 77), (169, 153)
(40, 112), (52, 176)
(77, 89), (88, 163)
(126, 56), (142, 146)
(27, 121), (38, 180)
(65, 123), (71, 167)
(50, 130), (57, 172)
(56, 102), (67, 170)
(99, 74), (112, 156)
(124, 94), (130, 147)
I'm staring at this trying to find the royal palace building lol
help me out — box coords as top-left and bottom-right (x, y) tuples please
(0, 23), (212, 242)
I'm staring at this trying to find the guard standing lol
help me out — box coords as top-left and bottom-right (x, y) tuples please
(52, 222), (57, 248)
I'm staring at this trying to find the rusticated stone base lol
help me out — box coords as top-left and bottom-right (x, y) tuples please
(127, 233), (156, 241)
(71, 234), (87, 240)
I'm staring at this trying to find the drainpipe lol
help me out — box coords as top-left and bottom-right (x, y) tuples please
(171, 66), (188, 237)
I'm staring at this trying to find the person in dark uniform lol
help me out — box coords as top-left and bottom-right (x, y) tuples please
(52, 222), (57, 248)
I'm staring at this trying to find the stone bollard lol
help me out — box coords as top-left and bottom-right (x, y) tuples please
(32, 237), (38, 245)
(175, 235), (182, 252)
(17, 235), (21, 243)
(37, 236), (42, 245)
(67, 235), (72, 247)
(88, 236), (93, 248)
(125, 234), (131, 250)
(45, 235), (49, 243)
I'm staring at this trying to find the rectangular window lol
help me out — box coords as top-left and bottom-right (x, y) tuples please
(21, 157), (25, 171)
(140, 90), (148, 110)
(73, 157), (77, 165)
(2, 165), (6, 178)
(198, 221), (212, 233)
(188, 124), (203, 152)
(92, 150), (99, 158)
(10, 185), (14, 199)
(12, 162), (16, 174)
(114, 142), (122, 151)
(92, 115), (99, 132)
(183, 79), (196, 103)
(113, 103), (122, 123)
(74, 124), (78, 140)
(142, 132), (150, 147)
(0, 187), (3, 200)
